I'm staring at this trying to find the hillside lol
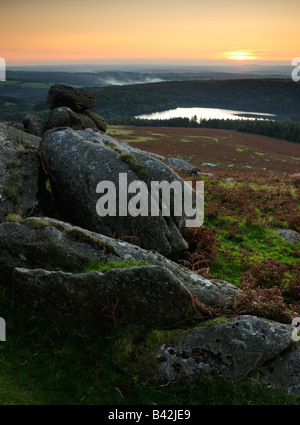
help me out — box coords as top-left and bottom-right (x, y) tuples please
(88, 79), (300, 119)
(107, 125), (300, 174)
(1, 77), (300, 123)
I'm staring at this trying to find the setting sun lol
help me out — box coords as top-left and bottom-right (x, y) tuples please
(221, 51), (262, 61)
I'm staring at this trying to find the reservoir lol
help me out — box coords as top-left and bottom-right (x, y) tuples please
(136, 107), (276, 121)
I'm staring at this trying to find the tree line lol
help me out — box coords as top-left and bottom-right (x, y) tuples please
(107, 115), (300, 144)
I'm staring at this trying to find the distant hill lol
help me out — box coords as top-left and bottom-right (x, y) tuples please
(86, 79), (300, 119)
(0, 74), (299, 123)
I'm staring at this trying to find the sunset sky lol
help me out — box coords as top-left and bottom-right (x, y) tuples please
(0, 0), (299, 65)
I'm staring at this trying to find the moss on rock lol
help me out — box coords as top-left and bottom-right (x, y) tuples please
(112, 325), (187, 380)
(119, 152), (148, 182)
(23, 217), (117, 255)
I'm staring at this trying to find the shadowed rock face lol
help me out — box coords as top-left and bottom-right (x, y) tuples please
(24, 85), (107, 136)
(0, 125), (44, 223)
(47, 107), (84, 130)
(47, 84), (97, 111)
(23, 114), (46, 137)
(12, 266), (198, 327)
(40, 127), (192, 257)
(46, 107), (107, 133)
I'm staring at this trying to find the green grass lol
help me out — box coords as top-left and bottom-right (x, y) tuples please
(20, 82), (52, 88)
(3, 157), (26, 202)
(127, 136), (156, 143)
(0, 80), (19, 85)
(195, 170), (300, 287)
(235, 146), (249, 152)
(180, 135), (219, 143)
(0, 287), (299, 405)
(107, 127), (136, 137)
(107, 126), (158, 143)
(3, 184), (24, 201)
(207, 218), (300, 286)
(80, 259), (148, 273)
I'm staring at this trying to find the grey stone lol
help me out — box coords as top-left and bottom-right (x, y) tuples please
(47, 107), (83, 130)
(81, 110), (107, 132)
(261, 348), (300, 396)
(0, 220), (100, 283)
(0, 124), (40, 150)
(157, 315), (293, 381)
(46, 107), (107, 133)
(47, 84), (96, 111)
(12, 265), (197, 327)
(76, 112), (98, 129)
(40, 127), (192, 257)
(210, 278), (237, 289)
(201, 163), (220, 168)
(23, 114), (46, 137)
(0, 126), (44, 224)
(168, 158), (197, 174)
(275, 229), (300, 244)
(197, 172), (214, 177)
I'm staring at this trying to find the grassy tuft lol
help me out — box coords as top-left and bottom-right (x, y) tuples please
(79, 259), (148, 273)
(5, 213), (22, 223)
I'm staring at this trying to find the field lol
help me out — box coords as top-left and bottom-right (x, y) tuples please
(107, 125), (300, 174)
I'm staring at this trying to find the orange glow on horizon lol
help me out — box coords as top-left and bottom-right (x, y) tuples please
(0, 0), (299, 65)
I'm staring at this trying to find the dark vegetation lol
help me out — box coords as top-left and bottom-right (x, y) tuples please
(1, 288), (299, 405)
(109, 116), (300, 144)
(1, 75), (300, 137)
(176, 170), (300, 324)
(88, 79), (300, 118)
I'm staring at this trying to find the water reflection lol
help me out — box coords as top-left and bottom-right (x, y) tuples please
(136, 107), (276, 121)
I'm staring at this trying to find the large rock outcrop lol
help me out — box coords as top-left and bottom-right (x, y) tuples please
(40, 127), (199, 257)
(24, 84), (107, 136)
(47, 84), (97, 111)
(0, 217), (240, 307)
(0, 216), (240, 328)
